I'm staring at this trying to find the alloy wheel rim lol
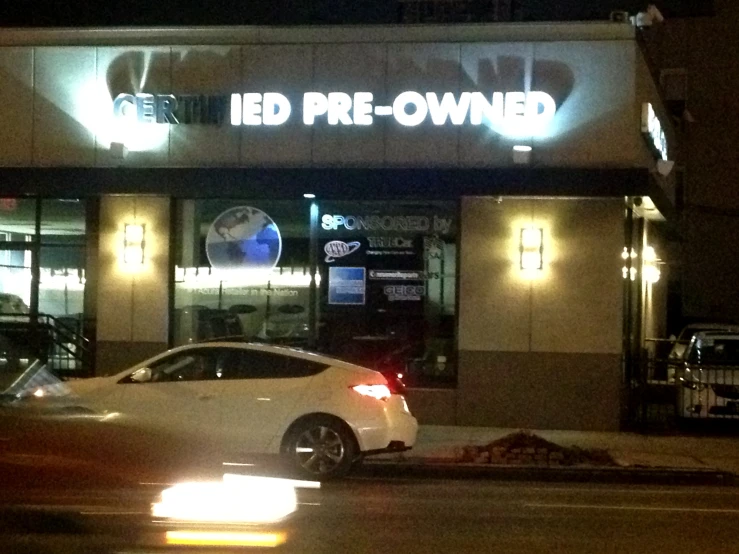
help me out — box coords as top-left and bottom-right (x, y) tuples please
(294, 425), (345, 474)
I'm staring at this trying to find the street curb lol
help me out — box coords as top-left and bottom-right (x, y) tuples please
(360, 460), (736, 486)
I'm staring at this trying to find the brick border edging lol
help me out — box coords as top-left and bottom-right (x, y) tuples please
(360, 461), (735, 486)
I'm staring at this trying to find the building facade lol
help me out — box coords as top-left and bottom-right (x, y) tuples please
(0, 21), (675, 430)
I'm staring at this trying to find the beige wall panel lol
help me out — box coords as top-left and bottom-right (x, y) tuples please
(130, 196), (170, 343)
(33, 48), (96, 166)
(457, 351), (621, 431)
(458, 197), (532, 352)
(529, 199), (624, 354)
(97, 195), (135, 342)
(240, 45), (313, 165)
(405, 389), (458, 426)
(16, 39), (657, 170)
(311, 44), (386, 166)
(97, 195), (170, 345)
(0, 48), (33, 166)
(95, 47), (172, 167)
(529, 41), (639, 167)
(458, 42), (535, 167)
(385, 43), (461, 166)
(170, 46), (241, 166)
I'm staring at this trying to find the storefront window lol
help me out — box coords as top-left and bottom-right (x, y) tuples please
(0, 198), (89, 379)
(38, 199), (87, 327)
(316, 201), (457, 387)
(0, 198), (36, 312)
(173, 199), (312, 346)
(0, 198), (36, 243)
(172, 198), (457, 387)
(0, 198), (87, 321)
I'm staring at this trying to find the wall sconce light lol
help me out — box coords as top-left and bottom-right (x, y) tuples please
(643, 245), (661, 283)
(123, 223), (146, 265)
(512, 145), (532, 165)
(621, 247), (637, 280)
(520, 227), (543, 270)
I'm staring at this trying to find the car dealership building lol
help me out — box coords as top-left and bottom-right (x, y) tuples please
(0, 21), (676, 431)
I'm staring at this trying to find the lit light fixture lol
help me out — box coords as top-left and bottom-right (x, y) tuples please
(621, 247), (637, 261)
(622, 266), (637, 281)
(303, 193), (316, 199)
(643, 245), (661, 283)
(520, 227), (543, 270)
(123, 223), (145, 265)
(512, 145), (532, 165)
(621, 247), (638, 280)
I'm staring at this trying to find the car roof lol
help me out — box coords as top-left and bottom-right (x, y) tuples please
(694, 331), (739, 341)
(679, 323), (739, 337)
(116, 341), (374, 376)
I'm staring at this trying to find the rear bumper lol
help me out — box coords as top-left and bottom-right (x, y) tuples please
(353, 401), (418, 454)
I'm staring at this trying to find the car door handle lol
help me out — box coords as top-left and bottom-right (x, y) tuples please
(198, 394), (215, 401)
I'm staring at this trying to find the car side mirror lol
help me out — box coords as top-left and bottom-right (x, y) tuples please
(129, 367), (153, 383)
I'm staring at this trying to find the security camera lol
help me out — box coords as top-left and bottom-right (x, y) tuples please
(110, 141), (129, 160)
(656, 159), (675, 177)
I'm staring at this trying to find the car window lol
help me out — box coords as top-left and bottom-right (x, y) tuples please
(216, 349), (328, 380)
(125, 350), (219, 383)
(689, 339), (739, 365)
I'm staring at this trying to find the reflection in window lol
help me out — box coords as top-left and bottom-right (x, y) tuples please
(172, 198), (458, 388)
(149, 351), (219, 382)
(0, 199), (87, 324)
(173, 200), (311, 346)
(317, 201), (457, 387)
(39, 200), (87, 331)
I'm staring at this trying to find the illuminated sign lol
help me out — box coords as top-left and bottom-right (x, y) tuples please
(114, 91), (556, 132)
(321, 214), (452, 234)
(641, 103), (668, 161)
(113, 94), (230, 125)
(323, 240), (361, 263)
(369, 270), (425, 281)
(367, 237), (413, 248)
(328, 267), (366, 305)
(384, 284), (425, 302)
(205, 206), (282, 272)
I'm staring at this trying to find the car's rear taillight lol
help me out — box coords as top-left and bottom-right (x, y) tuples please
(352, 384), (392, 401)
(382, 371), (406, 395)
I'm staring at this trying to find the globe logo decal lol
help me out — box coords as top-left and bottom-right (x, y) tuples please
(206, 206), (282, 271)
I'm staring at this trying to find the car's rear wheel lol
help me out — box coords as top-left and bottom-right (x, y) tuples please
(281, 416), (357, 480)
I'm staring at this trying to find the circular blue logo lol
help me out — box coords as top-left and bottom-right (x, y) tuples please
(205, 206), (282, 271)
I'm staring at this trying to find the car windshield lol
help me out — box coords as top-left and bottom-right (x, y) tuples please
(0, 359), (69, 402)
(687, 338), (739, 365)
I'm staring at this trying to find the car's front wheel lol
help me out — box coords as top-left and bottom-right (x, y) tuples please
(281, 416), (358, 480)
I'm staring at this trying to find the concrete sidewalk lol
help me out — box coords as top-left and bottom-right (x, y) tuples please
(372, 425), (739, 479)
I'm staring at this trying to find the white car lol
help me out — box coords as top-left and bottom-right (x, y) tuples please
(61, 342), (417, 479)
(676, 331), (739, 419)
(667, 323), (739, 383)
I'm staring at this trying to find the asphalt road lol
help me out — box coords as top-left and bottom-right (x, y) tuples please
(4, 476), (739, 554)
(284, 477), (739, 554)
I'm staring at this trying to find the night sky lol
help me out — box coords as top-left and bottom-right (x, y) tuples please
(0, 1), (713, 27)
